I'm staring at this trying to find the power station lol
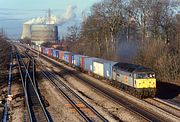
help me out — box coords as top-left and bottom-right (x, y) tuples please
(31, 24), (58, 45)
(21, 9), (58, 45)
(21, 24), (31, 39)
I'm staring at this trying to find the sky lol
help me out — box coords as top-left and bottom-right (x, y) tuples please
(0, 0), (101, 39)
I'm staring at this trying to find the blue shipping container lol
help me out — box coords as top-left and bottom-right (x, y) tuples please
(52, 49), (57, 58)
(84, 57), (99, 72)
(71, 53), (74, 64)
(51, 49), (54, 57)
(55, 50), (59, 59)
(105, 61), (117, 80)
(45, 48), (49, 55)
(63, 52), (69, 63)
(73, 54), (83, 67)
(63, 52), (74, 64)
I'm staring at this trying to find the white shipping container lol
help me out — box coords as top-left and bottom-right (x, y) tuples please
(93, 62), (104, 77)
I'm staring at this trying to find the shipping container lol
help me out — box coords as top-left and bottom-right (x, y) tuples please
(40, 46), (43, 53)
(73, 54), (84, 67)
(93, 59), (117, 79)
(63, 52), (69, 63)
(55, 50), (59, 59)
(59, 51), (66, 60)
(84, 57), (99, 72)
(63, 52), (74, 64)
(48, 48), (52, 57)
(69, 53), (74, 64)
(52, 49), (57, 58)
(50, 49), (54, 57)
(80, 56), (88, 68)
(104, 61), (117, 80)
(44, 48), (48, 55)
(42, 47), (46, 54)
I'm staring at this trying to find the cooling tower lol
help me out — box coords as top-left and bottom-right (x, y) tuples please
(21, 24), (31, 39)
(31, 24), (58, 45)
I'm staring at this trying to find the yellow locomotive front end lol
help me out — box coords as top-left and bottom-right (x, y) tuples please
(134, 72), (156, 97)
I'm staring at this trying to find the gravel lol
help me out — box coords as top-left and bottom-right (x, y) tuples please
(37, 56), (147, 122)
(36, 68), (83, 122)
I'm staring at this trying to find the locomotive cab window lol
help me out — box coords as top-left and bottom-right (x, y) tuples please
(136, 73), (155, 79)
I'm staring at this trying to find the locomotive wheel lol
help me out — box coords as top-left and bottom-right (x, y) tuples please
(139, 92), (143, 99)
(120, 84), (123, 89)
(115, 82), (119, 88)
(151, 90), (156, 98)
(112, 81), (115, 86)
(144, 90), (148, 98)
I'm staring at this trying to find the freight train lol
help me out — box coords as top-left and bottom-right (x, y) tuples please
(31, 45), (156, 98)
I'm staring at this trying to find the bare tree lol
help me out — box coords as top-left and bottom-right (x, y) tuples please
(66, 25), (80, 42)
(68, 0), (180, 83)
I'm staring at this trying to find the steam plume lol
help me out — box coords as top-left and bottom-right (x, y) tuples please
(24, 5), (76, 25)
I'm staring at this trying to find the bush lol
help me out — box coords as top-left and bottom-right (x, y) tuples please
(134, 39), (180, 83)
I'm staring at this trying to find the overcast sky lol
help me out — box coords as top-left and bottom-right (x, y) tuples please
(0, 0), (101, 39)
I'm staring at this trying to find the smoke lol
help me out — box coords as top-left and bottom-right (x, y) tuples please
(24, 5), (76, 25)
(57, 5), (76, 25)
(117, 41), (138, 63)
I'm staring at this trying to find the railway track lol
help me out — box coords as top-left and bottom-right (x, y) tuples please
(144, 98), (180, 118)
(164, 98), (180, 108)
(15, 46), (51, 122)
(18, 45), (108, 122)
(25, 45), (160, 121)
(39, 61), (108, 122)
(23, 44), (180, 121)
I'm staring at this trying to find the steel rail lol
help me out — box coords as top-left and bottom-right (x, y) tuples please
(144, 98), (180, 119)
(25, 52), (37, 88)
(153, 98), (180, 111)
(26, 44), (153, 122)
(25, 51), (91, 122)
(22, 47), (94, 122)
(46, 70), (108, 122)
(17, 51), (51, 122)
(42, 70), (92, 122)
(16, 54), (33, 122)
(32, 59), (37, 89)
(24, 42), (180, 122)
(40, 66), (108, 122)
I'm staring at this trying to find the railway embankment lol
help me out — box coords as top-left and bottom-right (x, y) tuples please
(0, 38), (11, 121)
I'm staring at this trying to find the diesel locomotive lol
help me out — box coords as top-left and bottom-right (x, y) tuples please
(112, 63), (156, 98)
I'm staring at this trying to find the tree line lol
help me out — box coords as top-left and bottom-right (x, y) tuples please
(67, 0), (180, 84)
(0, 34), (11, 83)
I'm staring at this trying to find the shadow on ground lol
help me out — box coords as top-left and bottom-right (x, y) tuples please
(156, 81), (180, 99)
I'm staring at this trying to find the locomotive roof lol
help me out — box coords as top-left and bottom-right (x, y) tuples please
(113, 62), (154, 73)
